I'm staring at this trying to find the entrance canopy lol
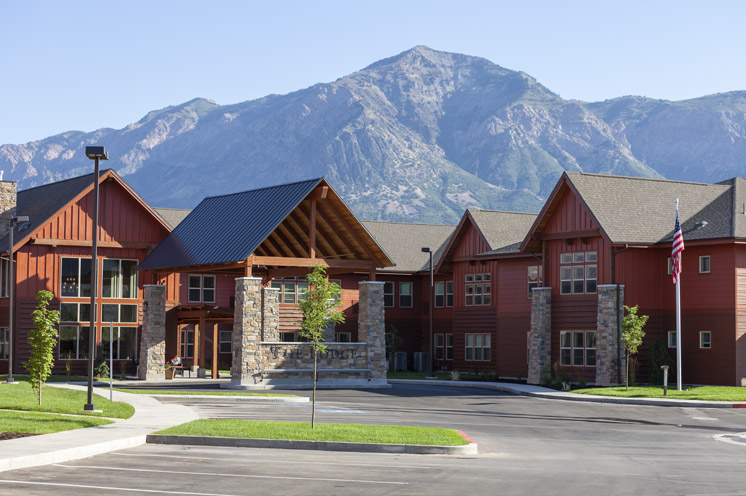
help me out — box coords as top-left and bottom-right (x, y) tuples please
(139, 178), (394, 279)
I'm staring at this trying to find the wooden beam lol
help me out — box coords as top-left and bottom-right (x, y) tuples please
(211, 322), (219, 379)
(296, 202), (339, 258)
(30, 238), (156, 250)
(309, 198), (317, 259)
(252, 256), (377, 270)
(282, 212), (311, 257)
(322, 199), (381, 264)
(198, 315), (206, 369)
(300, 201), (354, 259)
(310, 185), (329, 199)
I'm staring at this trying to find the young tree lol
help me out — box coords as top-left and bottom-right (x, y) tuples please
(298, 263), (345, 428)
(622, 305), (649, 391)
(23, 290), (61, 405)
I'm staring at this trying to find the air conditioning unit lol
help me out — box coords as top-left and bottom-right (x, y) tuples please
(413, 352), (430, 372)
(392, 351), (407, 371)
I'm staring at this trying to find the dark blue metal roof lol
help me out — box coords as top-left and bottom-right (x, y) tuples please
(138, 178), (323, 270)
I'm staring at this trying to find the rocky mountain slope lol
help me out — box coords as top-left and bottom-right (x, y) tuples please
(1, 46), (743, 223)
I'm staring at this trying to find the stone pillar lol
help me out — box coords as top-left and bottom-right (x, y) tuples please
(528, 287), (552, 385)
(229, 277), (262, 386)
(138, 285), (166, 381)
(596, 284), (625, 386)
(358, 281), (387, 384)
(0, 181), (17, 238)
(262, 287), (280, 342)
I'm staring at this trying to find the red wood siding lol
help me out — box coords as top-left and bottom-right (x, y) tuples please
(496, 258), (534, 377)
(737, 265), (746, 386)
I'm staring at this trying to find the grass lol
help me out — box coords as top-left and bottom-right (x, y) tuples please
(157, 419), (469, 446)
(0, 378), (134, 418)
(112, 388), (295, 397)
(0, 410), (113, 434)
(574, 386), (746, 402)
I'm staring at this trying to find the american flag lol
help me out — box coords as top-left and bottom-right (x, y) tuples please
(672, 209), (684, 284)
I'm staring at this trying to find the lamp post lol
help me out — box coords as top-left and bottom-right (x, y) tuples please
(7, 215), (29, 384)
(421, 247), (434, 378)
(84, 146), (107, 411)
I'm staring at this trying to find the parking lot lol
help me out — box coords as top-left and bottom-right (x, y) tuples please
(2, 384), (746, 495)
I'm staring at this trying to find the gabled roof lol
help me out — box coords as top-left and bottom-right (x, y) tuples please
(522, 172), (745, 252)
(0, 169), (170, 253)
(154, 207), (192, 229)
(139, 178), (394, 271)
(362, 221), (455, 273)
(437, 209), (537, 272)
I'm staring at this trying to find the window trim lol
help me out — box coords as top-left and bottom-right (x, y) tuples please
(699, 255), (711, 274)
(464, 333), (491, 361)
(465, 273), (491, 306)
(559, 330), (596, 367)
(60, 257), (92, 298)
(446, 281), (453, 307)
(435, 281), (444, 308)
(219, 329), (232, 353)
(101, 325), (138, 360)
(668, 331), (677, 348)
(188, 274), (216, 304)
(383, 281), (395, 308)
(101, 258), (139, 299)
(0, 327), (8, 360)
(699, 331), (711, 349)
(58, 325), (91, 360)
(559, 251), (597, 295)
(399, 281), (413, 308)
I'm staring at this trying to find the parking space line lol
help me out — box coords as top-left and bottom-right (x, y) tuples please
(52, 463), (409, 485)
(0, 480), (244, 495)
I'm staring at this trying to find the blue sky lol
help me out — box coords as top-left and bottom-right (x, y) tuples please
(1, 0), (744, 144)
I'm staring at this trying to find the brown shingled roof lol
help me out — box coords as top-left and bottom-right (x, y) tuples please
(468, 209), (538, 256)
(362, 221), (455, 273)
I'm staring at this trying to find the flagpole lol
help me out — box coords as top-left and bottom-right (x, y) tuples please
(675, 199), (682, 391)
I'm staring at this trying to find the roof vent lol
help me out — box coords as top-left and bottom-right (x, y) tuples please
(695, 220), (708, 230)
(742, 203), (745, 215)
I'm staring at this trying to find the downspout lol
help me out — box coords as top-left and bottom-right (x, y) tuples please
(611, 244), (629, 385)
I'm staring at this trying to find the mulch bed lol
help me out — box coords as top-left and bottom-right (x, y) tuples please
(0, 432), (37, 441)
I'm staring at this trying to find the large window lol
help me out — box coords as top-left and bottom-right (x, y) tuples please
(101, 326), (137, 360)
(0, 327), (8, 359)
(61, 257), (92, 297)
(383, 282), (394, 308)
(399, 282), (413, 308)
(465, 273), (491, 306)
(102, 259), (138, 299)
(560, 330), (596, 367)
(60, 302), (91, 323)
(270, 277), (309, 304)
(528, 265), (543, 298)
(559, 252), (597, 295)
(189, 274), (216, 303)
(465, 333), (491, 361)
(59, 326), (90, 360)
(101, 303), (138, 324)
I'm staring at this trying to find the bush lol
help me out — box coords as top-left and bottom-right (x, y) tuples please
(450, 370), (460, 381)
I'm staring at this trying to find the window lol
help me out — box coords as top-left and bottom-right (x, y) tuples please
(560, 330), (596, 367)
(699, 256), (711, 274)
(435, 282), (444, 307)
(528, 265), (543, 298)
(330, 279), (342, 304)
(59, 326), (90, 360)
(668, 331), (677, 348)
(281, 332), (297, 342)
(181, 326), (194, 358)
(0, 327), (8, 359)
(336, 332), (351, 343)
(60, 302), (91, 323)
(446, 334), (453, 359)
(219, 328), (232, 353)
(465, 333), (491, 361)
(700, 331), (711, 349)
(101, 326), (137, 360)
(399, 282), (413, 308)
(61, 257), (92, 297)
(102, 259), (138, 299)
(101, 304), (138, 324)
(0, 259), (7, 297)
(446, 282), (453, 307)
(465, 273), (491, 306)
(383, 282), (394, 308)
(189, 274), (216, 303)
(435, 334), (444, 359)
(559, 252), (597, 295)
(667, 258), (673, 275)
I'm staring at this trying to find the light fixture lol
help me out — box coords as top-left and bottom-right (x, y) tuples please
(83, 146), (107, 411)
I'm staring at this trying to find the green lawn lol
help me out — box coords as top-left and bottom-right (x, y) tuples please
(157, 419), (469, 446)
(574, 386), (746, 402)
(0, 410), (113, 434)
(112, 388), (295, 397)
(0, 379), (134, 418)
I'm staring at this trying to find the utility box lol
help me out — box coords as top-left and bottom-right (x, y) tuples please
(390, 352), (407, 371)
(413, 352), (430, 372)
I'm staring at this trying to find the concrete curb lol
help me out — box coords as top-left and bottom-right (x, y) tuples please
(146, 434), (478, 455)
(146, 394), (309, 404)
(388, 379), (746, 409)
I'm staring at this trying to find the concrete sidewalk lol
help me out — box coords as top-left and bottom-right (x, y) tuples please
(0, 384), (198, 473)
(389, 379), (746, 409)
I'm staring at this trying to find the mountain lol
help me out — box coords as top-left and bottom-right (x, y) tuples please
(1, 46), (743, 223)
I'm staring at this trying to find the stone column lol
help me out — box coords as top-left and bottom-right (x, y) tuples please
(262, 287), (280, 342)
(229, 277), (262, 387)
(528, 287), (552, 385)
(359, 281), (387, 384)
(0, 181), (17, 238)
(138, 285), (166, 381)
(596, 284), (625, 386)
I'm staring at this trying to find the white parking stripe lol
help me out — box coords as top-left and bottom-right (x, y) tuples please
(51, 463), (408, 485)
(0, 480), (244, 496)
